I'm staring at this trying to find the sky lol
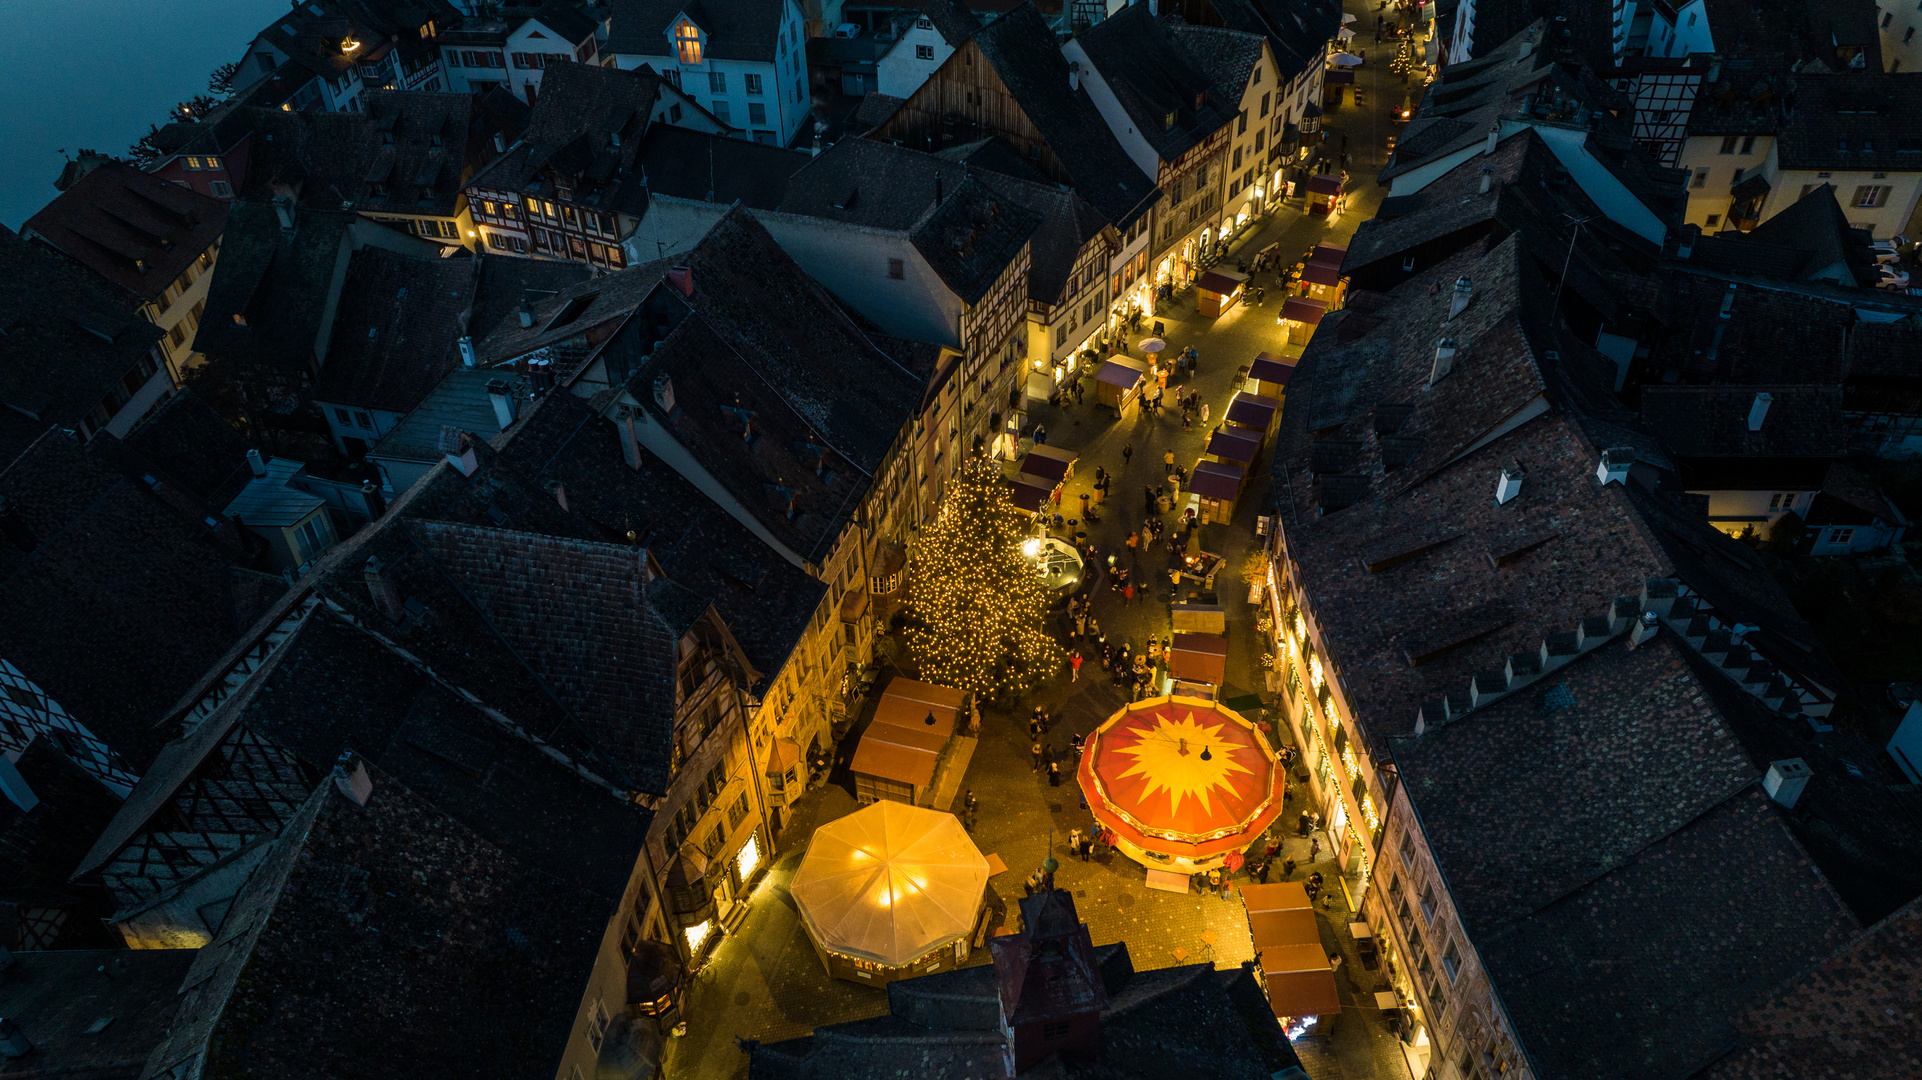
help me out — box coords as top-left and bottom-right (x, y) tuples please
(0, 0), (285, 229)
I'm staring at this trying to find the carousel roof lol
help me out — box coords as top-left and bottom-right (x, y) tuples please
(789, 801), (990, 968)
(1077, 695), (1284, 859)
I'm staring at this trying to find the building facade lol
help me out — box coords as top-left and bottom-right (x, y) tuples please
(606, 0), (814, 145)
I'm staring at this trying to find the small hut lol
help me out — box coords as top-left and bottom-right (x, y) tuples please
(1278, 296), (1327, 346)
(1168, 632), (1229, 692)
(1247, 352), (1296, 401)
(1304, 174), (1342, 217)
(1242, 882), (1341, 1019)
(1301, 261), (1346, 307)
(1191, 460), (1246, 523)
(850, 677), (963, 806)
(1195, 268), (1249, 317)
(1095, 356), (1148, 415)
(1206, 426), (1262, 468)
(1225, 391), (1283, 442)
(790, 801), (991, 984)
(1005, 445), (1076, 512)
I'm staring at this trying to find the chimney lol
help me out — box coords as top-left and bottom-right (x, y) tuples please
(619, 406), (644, 469)
(1485, 123), (1500, 155)
(364, 556), (404, 621)
(1747, 392), (1772, 432)
(0, 752), (40, 814)
(1479, 166), (1494, 194)
(1763, 758), (1812, 808)
(0, 1018), (31, 1059)
(653, 372), (676, 413)
(458, 334), (476, 368)
(333, 752), (373, 807)
(1719, 283), (1737, 319)
(272, 194), (296, 233)
(1676, 223), (1699, 259)
(530, 357), (553, 395)
(667, 265), (694, 297)
(486, 378), (518, 430)
(1628, 610), (1660, 648)
(446, 433), (478, 476)
(1449, 276), (1473, 319)
(492, 131), (505, 153)
(1595, 446), (1633, 485)
(1069, 61), (1080, 91)
(1495, 463), (1525, 505)
(246, 449), (268, 478)
(360, 479), (386, 520)
(517, 302), (534, 328)
(546, 479), (569, 511)
(1429, 337), (1458, 386)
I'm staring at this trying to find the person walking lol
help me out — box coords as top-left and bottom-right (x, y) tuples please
(1032, 741), (1044, 772)
(1164, 449), (1176, 470)
(1122, 581), (1135, 605)
(1309, 837), (1321, 863)
(1200, 402), (1210, 424)
(1121, 442), (1134, 467)
(1070, 650), (1083, 681)
(1126, 531), (1139, 553)
(1034, 424), (1048, 445)
(1144, 485), (1157, 513)
(1070, 827), (1084, 859)
(1282, 856), (1297, 881)
(1047, 758), (1062, 786)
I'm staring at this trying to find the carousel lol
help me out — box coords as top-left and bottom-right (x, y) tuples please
(1077, 695), (1285, 875)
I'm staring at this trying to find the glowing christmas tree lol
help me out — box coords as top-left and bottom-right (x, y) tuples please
(902, 455), (1066, 703)
(1390, 37), (1413, 76)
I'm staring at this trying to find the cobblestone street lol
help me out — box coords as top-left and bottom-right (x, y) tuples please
(662, 6), (1429, 1075)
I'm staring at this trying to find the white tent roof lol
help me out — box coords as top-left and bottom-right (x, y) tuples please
(789, 801), (990, 967)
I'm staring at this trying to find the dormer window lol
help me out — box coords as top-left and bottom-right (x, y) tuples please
(1164, 110), (1177, 130)
(675, 20), (703, 65)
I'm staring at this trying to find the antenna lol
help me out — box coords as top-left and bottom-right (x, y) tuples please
(1550, 212), (1596, 324)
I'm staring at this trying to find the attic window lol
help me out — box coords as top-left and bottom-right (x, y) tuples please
(1164, 110), (1178, 130)
(675, 21), (703, 65)
(832, 187), (858, 210)
(543, 292), (599, 331)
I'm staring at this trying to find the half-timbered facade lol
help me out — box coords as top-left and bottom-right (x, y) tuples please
(1612, 55), (1707, 167)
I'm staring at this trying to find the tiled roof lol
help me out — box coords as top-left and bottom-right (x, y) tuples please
(906, 173), (1041, 305)
(525, 0), (599, 44)
(471, 253), (670, 370)
(1640, 384), (1848, 460)
(0, 431), (266, 776)
(141, 762), (610, 1080)
(0, 948), (196, 1079)
(1167, 25), (1267, 106)
(370, 366), (517, 465)
(0, 737), (122, 908)
(967, 3), (1161, 229)
(1699, 894), (1922, 1080)
(1639, 271), (1858, 384)
(1777, 72), (1922, 172)
(974, 169), (1107, 305)
(1204, 0), (1343, 81)
(494, 390), (825, 687)
(190, 201), (360, 371)
(22, 161), (227, 303)
(1809, 461), (1906, 527)
(464, 62), (662, 213)
(631, 125), (810, 212)
(115, 389), (256, 507)
(607, 0), (785, 61)
(312, 246), (477, 413)
(0, 226), (166, 469)
(779, 137), (970, 234)
(1075, 5), (1239, 162)
(1734, 183), (1879, 286)
(237, 91), (479, 217)
(919, 0), (981, 46)
(469, 249), (596, 343)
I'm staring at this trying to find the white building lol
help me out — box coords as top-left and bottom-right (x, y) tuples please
(504, 4), (602, 104)
(605, 0), (814, 145)
(875, 0), (978, 99)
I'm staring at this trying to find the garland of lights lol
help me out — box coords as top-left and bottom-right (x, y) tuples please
(901, 455), (1066, 703)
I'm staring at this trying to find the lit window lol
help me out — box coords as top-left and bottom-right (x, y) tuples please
(736, 833), (761, 879)
(676, 21), (703, 65)
(684, 919), (713, 951)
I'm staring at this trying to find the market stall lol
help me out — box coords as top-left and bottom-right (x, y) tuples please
(1196, 268), (1249, 317)
(1005, 443), (1077, 511)
(1241, 882), (1341, 1019)
(1077, 695), (1286, 874)
(1247, 352), (1296, 401)
(1191, 460), (1247, 524)
(1206, 426), (1262, 468)
(1169, 632), (1229, 691)
(1304, 173), (1343, 217)
(1225, 391), (1283, 442)
(1309, 242), (1348, 267)
(1095, 356), (1149, 416)
(789, 800), (991, 984)
(1301, 260), (1346, 307)
(1171, 602), (1227, 635)
(850, 677), (963, 806)
(1278, 296), (1327, 346)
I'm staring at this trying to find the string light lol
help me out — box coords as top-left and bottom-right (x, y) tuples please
(902, 456), (1067, 702)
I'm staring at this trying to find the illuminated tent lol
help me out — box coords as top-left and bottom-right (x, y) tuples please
(790, 801), (991, 981)
(1077, 695), (1285, 873)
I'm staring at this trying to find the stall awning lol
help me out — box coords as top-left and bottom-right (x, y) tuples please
(1323, 68), (1355, 85)
(1207, 428), (1262, 464)
(1242, 882), (1318, 945)
(1225, 392), (1281, 430)
(1304, 174), (1343, 196)
(882, 676), (965, 713)
(1280, 296), (1329, 325)
(1169, 633), (1228, 684)
(1190, 461), (1245, 500)
(850, 721), (947, 788)
(1097, 357), (1147, 388)
(1241, 882), (1341, 1016)
(1310, 242), (1348, 266)
(1006, 475), (1053, 510)
(873, 694), (957, 740)
(1171, 603), (1226, 634)
(1196, 268), (1248, 295)
(1017, 443), (1075, 484)
(1248, 353), (1296, 386)
(1302, 262), (1342, 287)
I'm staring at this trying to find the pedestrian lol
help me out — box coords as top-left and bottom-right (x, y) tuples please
(1207, 867), (1224, 896)
(1183, 411), (1192, 430)
(1282, 856), (1297, 880)
(1123, 581), (1135, 605)
(964, 789), (978, 817)
(1071, 650), (1083, 681)
(1070, 827), (1084, 858)
(1200, 402), (1210, 424)
(1309, 837), (1321, 863)
(1035, 424), (1048, 445)
(1032, 741), (1044, 771)
(1144, 485), (1157, 512)
(1126, 531), (1138, 552)
(1072, 379), (1084, 404)
(1298, 810), (1312, 836)
(1257, 858), (1273, 884)
(1048, 759), (1062, 786)
(1164, 449), (1176, 469)
(1122, 443), (1133, 466)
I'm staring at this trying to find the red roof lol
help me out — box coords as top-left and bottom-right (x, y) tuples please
(1248, 353), (1296, 386)
(1302, 262), (1342, 286)
(1207, 427), (1262, 463)
(1280, 296), (1328, 324)
(1077, 696), (1283, 859)
(1189, 461), (1245, 500)
(1305, 174), (1343, 196)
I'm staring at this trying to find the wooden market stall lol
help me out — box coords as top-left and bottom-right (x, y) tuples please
(1224, 391), (1283, 442)
(1168, 632), (1229, 690)
(1241, 881), (1341, 1018)
(1247, 352), (1296, 401)
(1190, 460), (1246, 524)
(1196, 268), (1249, 317)
(1304, 173), (1343, 217)
(1171, 602), (1227, 634)
(1206, 426), (1262, 468)
(1004, 444), (1077, 512)
(850, 677), (964, 806)
(1278, 296), (1327, 346)
(1095, 356), (1148, 415)
(1301, 261), (1346, 307)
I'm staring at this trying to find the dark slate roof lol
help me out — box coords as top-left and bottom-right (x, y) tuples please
(313, 245), (477, 412)
(470, 250), (596, 342)
(21, 161), (227, 304)
(1167, 24), (1266, 104)
(140, 762), (610, 1080)
(1638, 272), (1859, 384)
(494, 390), (825, 688)
(779, 137), (970, 229)
(607, 0), (784, 61)
(974, 170), (1106, 305)
(907, 174), (1041, 305)
(933, 136), (1053, 186)
(0, 432), (266, 776)
(631, 124), (811, 212)
(1203, 0), (1343, 80)
(190, 201), (360, 371)
(1734, 183), (1878, 286)
(0, 948), (195, 1080)
(465, 62), (663, 216)
(1640, 385), (1848, 460)
(237, 91), (480, 217)
(1777, 72), (1922, 172)
(1807, 461), (1907, 528)
(1699, 894), (1922, 1080)
(115, 389), (256, 507)
(967, 3), (1160, 229)
(919, 0), (981, 46)
(0, 736), (122, 909)
(526, 0), (599, 44)
(0, 226), (166, 469)
(1075, 5), (1239, 162)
